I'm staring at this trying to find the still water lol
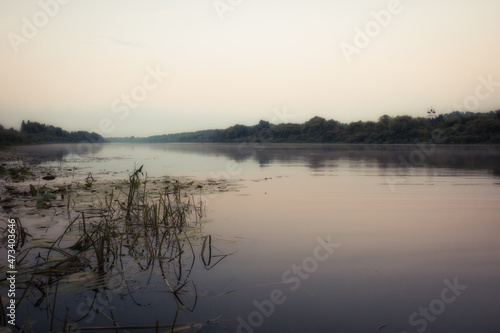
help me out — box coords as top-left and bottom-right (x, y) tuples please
(6, 143), (500, 332)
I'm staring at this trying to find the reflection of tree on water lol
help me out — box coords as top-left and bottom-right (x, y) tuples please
(0, 168), (234, 332)
(16, 143), (500, 177)
(157, 143), (500, 176)
(9, 143), (105, 163)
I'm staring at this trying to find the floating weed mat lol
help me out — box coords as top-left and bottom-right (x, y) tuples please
(0, 165), (238, 333)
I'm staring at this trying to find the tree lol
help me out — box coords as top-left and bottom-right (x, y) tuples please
(301, 116), (326, 134)
(388, 115), (415, 136)
(301, 116), (326, 142)
(256, 120), (270, 130)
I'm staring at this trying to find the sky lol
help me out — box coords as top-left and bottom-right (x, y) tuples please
(0, 0), (499, 137)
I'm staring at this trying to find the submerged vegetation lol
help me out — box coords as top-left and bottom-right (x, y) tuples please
(0, 162), (236, 332)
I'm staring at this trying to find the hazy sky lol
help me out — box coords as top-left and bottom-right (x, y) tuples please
(1, 0), (499, 137)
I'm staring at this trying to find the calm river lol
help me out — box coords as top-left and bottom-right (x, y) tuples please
(4, 143), (500, 332)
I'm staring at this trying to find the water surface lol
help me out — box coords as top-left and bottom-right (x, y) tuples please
(4, 143), (500, 332)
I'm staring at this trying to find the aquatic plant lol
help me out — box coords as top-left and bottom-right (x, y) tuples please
(0, 165), (232, 332)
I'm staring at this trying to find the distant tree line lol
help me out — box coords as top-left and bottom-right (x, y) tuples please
(108, 130), (214, 144)
(0, 120), (105, 145)
(109, 111), (500, 144)
(3, 111), (500, 146)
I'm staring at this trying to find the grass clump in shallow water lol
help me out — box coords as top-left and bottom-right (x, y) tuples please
(0, 165), (233, 333)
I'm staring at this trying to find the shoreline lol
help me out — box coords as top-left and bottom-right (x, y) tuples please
(3, 141), (500, 149)
(0, 158), (242, 238)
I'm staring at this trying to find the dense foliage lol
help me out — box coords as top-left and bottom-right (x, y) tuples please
(2, 111), (499, 146)
(0, 120), (105, 145)
(109, 111), (500, 144)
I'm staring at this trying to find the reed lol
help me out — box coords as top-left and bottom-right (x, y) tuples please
(1, 165), (226, 332)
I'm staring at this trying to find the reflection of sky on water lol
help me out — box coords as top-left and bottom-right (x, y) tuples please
(201, 166), (500, 332)
(6, 143), (500, 332)
(10, 142), (500, 178)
